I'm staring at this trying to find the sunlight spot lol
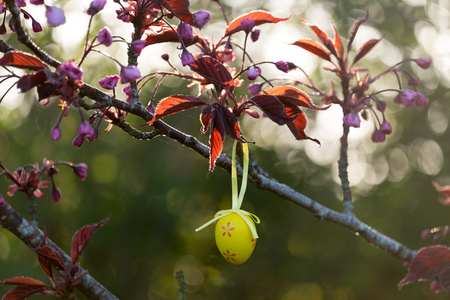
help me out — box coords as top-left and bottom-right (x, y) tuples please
(387, 147), (410, 182)
(427, 100), (449, 135)
(408, 139), (443, 176)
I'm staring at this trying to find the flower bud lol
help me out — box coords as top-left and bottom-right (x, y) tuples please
(343, 112), (360, 128)
(371, 129), (386, 143)
(177, 22), (194, 45)
(32, 19), (42, 32)
(130, 40), (146, 56)
(240, 18), (255, 34)
(51, 186), (61, 203)
(58, 61), (83, 80)
(120, 65), (141, 84)
(413, 92), (429, 107)
(161, 53), (169, 61)
(380, 120), (392, 135)
(180, 49), (195, 66)
(45, 5), (66, 27)
(30, 0), (44, 4)
(72, 163), (88, 180)
(193, 10), (210, 29)
(51, 126), (62, 141)
(72, 135), (84, 148)
(416, 58), (431, 69)
(87, 0), (107, 16)
(247, 83), (262, 96)
(247, 66), (260, 80)
(275, 61), (289, 73)
(250, 29), (260, 42)
(98, 27), (113, 46)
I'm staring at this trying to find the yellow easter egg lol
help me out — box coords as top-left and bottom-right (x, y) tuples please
(215, 213), (257, 265)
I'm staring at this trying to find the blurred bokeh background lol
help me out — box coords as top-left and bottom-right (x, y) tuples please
(0, 0), (449, 299)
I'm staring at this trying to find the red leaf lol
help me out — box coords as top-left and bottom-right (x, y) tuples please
(189, 56), (234, 92)
(147, 95), (206, 125)
(1, 277), (47, 286)
(352, 38), (381, 65)
(3, 285), (54, 300)
(71, 216), (110, 264)
(347, 11), (369, 51)
(332, 23), (344, 58)
(0, 51), (47, 71)
(145, 27), (179, 45)
(208, 107), (225, 172)
(35, 246), (65, 272)
(261, 86), (324, 110)
(290, 39), (331, 61)
(16, 70), (47, 93)
(224, 10), (288, 36)
(160, 0), (195, 26)
(249, 94), (285, 125)
(399, 245), (450, 290)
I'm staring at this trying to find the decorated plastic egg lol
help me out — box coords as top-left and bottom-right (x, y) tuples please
(215, 212), (257, 264)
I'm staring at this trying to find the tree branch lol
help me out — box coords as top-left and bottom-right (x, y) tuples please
(0, 202), (118, 300)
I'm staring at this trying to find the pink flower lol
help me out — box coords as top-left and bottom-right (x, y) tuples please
(251, 29), (260, 42)
(120, 65), (141, 84)
(193, 10), (210, 29)
(98, 75), (120, 90)
(58, 61), (83, 80)
(72, 135), (84, 148)
(51, 186), (61, 203)
(98, 27), (112, 46)
(180, 49), (195, 66)
(77, 121), (94, 137)
(30, 0), (44, 4)
(45, 5), (66, 27)
(87, 0), (107, 16)
(343, 112), (360, 127)
(130, 40), (146, 56)
(72, 163), (88, 180)
(123, 85), (132, 103)
(177, 22), (193, 45)
(247, 66), (260, 80)
(413, 92), (429, 106)
(416, 58), (431, 69)
(240, 18), (255, 34)
(15, 0), (26, 7)
(32, 19), (42, 33)
(371, 129), (385, 143)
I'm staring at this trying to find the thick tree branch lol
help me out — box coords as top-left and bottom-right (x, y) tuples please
(0, 202), (118, 300)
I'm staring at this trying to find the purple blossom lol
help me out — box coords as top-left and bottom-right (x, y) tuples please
(416, 58), (431, 69)
(16, 0), (26, 7)
(45, 5), (66, 27)
(247, 83), (262, 96)
(193, 10), (210, 29)
(98, 75), (120, 90)
(407, 77), (420, 87)
(78, 121), (95, 137)
(240, 18), (255, 34)
(343, 112), (361, 127)
(58, 61), (83, 80)
(247, 66), (260, 80)
(161, 53), (169, 61)
(177, 22), (194, 45)
(371, 129), (386, 143)
(130, 40), (146, 56)
(31, 19), (42, 32)
(120, 65), (141, 84)
(123, 85), (132, 103)
(72, 135), (84, 148)
(250, 29), (260, 42)
(87, 0), (107, 16)
(51, 186), (61, 203)
(51, 126), (62, 141)
(0, 193), (4, 206)
(30, 0), (44, 4)
(380, 120), (392, 135)
(413, 92), (429, 106)
(275, 61), (289, 73)
(72, 163), (88, 181)
(393, 90), (416, 108)
(180, 49), (195, 66)
(98, 27), (113, 46)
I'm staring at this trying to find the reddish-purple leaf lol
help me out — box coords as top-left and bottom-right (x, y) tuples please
(249, 94), (285, 125)
(216, 104), (245, 142)
(332, 23), (344, 58)
(189, 56), (234, 92)
(352, 38), (381, 65)
(261, 86), (324, 110)
(16, 70), (47, 93)
(0, 277), (47, 286)
(224, 10), (288, 36)
(35, 246), (65, 272)
(290, 39), (331, 62)
(147, 95), (206, 125)
(2, 285), (55, 300)
(399, 245), (450, 290)
(71, 216), (110, 264)
(160, 0), (195, 26)
(347, 11), (369, 51)
(145, 27), (179, 45)
(0, 51), (47, 71)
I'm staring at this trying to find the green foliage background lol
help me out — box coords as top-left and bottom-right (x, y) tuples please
(1, 0), (449, 299)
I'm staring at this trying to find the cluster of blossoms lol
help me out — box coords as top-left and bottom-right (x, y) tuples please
(0, 159), (87, 205)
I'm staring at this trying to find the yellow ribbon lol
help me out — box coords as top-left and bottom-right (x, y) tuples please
(195, 140), (260, 239)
